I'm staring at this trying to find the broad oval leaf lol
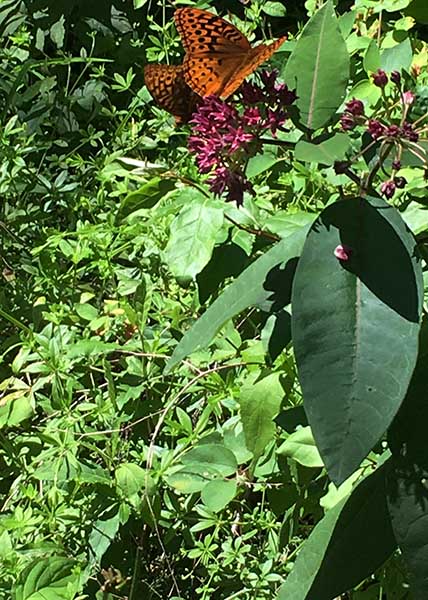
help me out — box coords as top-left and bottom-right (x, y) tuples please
(292, 196), (422, 484)
(283, 1), (350, 130)
(181, 444), (237, 476)
(201, 479), (237, 512)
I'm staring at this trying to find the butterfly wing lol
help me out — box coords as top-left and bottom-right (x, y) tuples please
(174, 7), (251, 54)
(183, 36), (286, 99)
(144, 63), (198, 123)
(175, 7), (286, 99)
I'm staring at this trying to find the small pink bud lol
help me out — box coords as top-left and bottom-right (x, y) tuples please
(334, 244), (353, 261)
(402, 91), (415, 105)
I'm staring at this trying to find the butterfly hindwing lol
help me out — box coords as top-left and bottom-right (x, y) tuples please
(144, 64), (198, 123)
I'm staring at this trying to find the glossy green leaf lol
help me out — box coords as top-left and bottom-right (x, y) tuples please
(239, 372), (285, 461)
(283, 1), (349, 130)
(164, 197), (224, 281)
(165, 225), (310, 372)
(13, 557), (79, 600)
(381, 38), (412, 72)
(201, 479), (237, 512)
(277, 426), (324, 468)
(292, 196), (422, 484)
(295, 133), (351, 165)
(277, 460), (396, 600)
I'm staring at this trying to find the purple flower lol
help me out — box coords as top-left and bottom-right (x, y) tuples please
(243, 106), (262, 126)
(385, 124), (400, 138)
(277, 85), (297, 106)
(402, 121), (419, 142)
(392, 160), (401, 170)
(380, 180), (396, 198)
(391, 70), (401, 85)
(372, 69), (388, 88)
(188, 72), (295, 205)
(209, 168), (253, 206)
(367, 119), (386, 139)
(240, 81), (265, 104)
(341, 113), (356, 131)
(345, 98), (364, 116)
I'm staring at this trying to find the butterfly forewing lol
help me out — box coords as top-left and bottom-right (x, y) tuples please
(144, 64), (198, 123)
(174, 7), (250, 54)
(174, 7), (286, 99)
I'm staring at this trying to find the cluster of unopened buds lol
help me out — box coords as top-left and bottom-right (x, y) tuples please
(188, 70), (296, 205)
(339, 69), (426, 199)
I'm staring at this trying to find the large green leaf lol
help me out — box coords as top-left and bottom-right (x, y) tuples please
(283, 1), (349, 130)
(292, 196), (422, 484)
(276, 460), (396, 600)
(386, 319), (428, 599)
(164, 195), (224, 281)
(165, 225), (310, 372)
(13, 557), (79, 600)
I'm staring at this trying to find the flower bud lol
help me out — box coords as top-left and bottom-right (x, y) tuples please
(380, 180), (396, 199)
(334, 244), (353, 261)
(372, 69), (388, 88)
(391, 70), (401, 85)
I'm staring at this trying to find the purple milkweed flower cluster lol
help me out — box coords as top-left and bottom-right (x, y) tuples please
(188, 70), (296, 205)
(339, 73), (426, 200)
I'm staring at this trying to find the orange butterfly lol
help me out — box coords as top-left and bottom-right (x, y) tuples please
(174, 7), (286, 99)
(144, 63), (199, 123)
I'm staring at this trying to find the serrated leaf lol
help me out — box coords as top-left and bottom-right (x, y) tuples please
(292, 196), (422, 484)
(283, 1), (350, 130)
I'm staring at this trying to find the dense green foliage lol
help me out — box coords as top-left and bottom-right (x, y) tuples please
(1, 1), (428, 599)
